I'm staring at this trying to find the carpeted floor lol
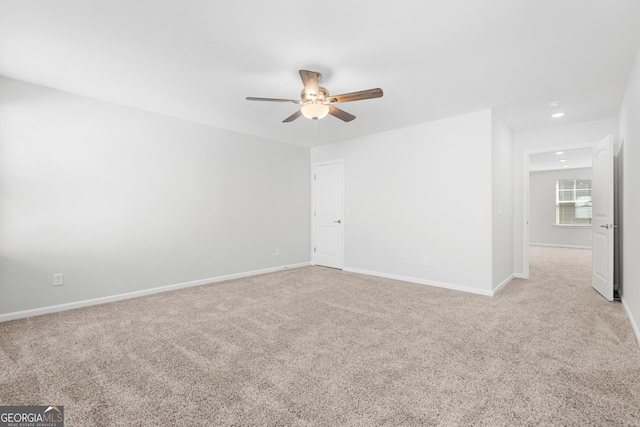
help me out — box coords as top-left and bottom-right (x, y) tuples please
(1, 246), (639, 426)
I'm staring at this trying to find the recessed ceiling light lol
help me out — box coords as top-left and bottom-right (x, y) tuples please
(562, 165), (569, 168)
(559, 159), (568, 163)
(555, 151), (564, 155)
(548, 101), (564, 118)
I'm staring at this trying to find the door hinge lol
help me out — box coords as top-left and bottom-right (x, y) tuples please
(314, 211), (316, 216)
(314, 247), (316, 253)
(314, 174), (316, 180)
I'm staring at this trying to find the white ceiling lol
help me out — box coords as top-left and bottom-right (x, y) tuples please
(1, 1), (639, 147)
(529, 148), (593, 172)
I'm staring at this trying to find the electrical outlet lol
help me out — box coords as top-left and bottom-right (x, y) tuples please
(423, 257), (429, 266)
(403, 256), (409, 263)
(53, 273), (64, 286)
(275, 248), (281, 256)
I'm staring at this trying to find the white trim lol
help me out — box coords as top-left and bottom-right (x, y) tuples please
(0, 262), (310, 323)
(343, 267), (494, 296)
(522, 151), (530, 279)
(622, 297), (640, 348)
(514, 273), (526, 279)
(493, 274), (514, 295)
(529, 243), (592, 249)
(524, 143), (596, 156)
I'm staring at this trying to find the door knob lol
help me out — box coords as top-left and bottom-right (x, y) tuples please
(334, 219), (342, 223)
(600, 224), (609, 229)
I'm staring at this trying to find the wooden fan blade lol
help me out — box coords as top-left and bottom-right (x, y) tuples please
(299, 70), (320, 97)
(328, 105), (356, 122)
(246, 97), (300, 104)
(327, 88), (383, 103)
(283, 109), (303, 123)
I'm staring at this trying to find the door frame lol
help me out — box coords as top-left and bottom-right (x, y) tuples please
(521, 143), (594, 279)
(311, 159), (345, 267)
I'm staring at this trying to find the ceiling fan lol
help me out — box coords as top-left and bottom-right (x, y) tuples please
(246, 70), (383, 123)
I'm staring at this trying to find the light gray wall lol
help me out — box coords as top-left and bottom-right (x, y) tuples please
(513, 118), (618, 276)
(0, 77), (310, 315)
(311, 110), (494, 294)
(618, 45), (640, 345)
(491, 115), (514, 289)
(529, 168), (593, 248)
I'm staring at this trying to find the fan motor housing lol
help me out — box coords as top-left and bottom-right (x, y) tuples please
(301, 87), (329, 103)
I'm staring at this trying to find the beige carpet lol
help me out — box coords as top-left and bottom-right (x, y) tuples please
(1, 246), (639, 426)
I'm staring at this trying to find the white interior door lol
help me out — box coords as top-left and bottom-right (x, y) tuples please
(592, 135), (614, 301)
(313, 162), (344, 269)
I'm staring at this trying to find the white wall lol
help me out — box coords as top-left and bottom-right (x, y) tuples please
(618, 46), (640, 345)
(311, 110), (494, 294)
(491, 116), (514, 289)
(513, 118), (617, 276)
(529, 168), (592, 248)
(0, 77), (310, 316)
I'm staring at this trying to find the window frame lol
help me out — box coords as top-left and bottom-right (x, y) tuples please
(555, 178), (593, 227)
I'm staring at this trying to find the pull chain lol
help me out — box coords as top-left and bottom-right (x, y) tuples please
(313, 119), (319, 148)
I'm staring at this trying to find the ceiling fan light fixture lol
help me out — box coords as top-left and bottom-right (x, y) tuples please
(301, 102), (330, 120)
(246, 70), (382, 123)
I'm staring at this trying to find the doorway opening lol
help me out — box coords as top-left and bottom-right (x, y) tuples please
(522, 136), (616, 301)
(522, 144), (593, 279)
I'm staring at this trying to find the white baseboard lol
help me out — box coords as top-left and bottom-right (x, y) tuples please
(529, 243), (592, 249)
(343, 268), (493, 296)
(622, 297), (640, 348)
(0, 262), (310, 323)
(492, 274), (514, 296)
(514, 273), (527, 279)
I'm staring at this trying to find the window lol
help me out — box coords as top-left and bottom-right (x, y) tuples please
(556, 179), (592, 225)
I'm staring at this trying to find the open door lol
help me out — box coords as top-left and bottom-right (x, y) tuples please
(592, 135), (614, 301)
